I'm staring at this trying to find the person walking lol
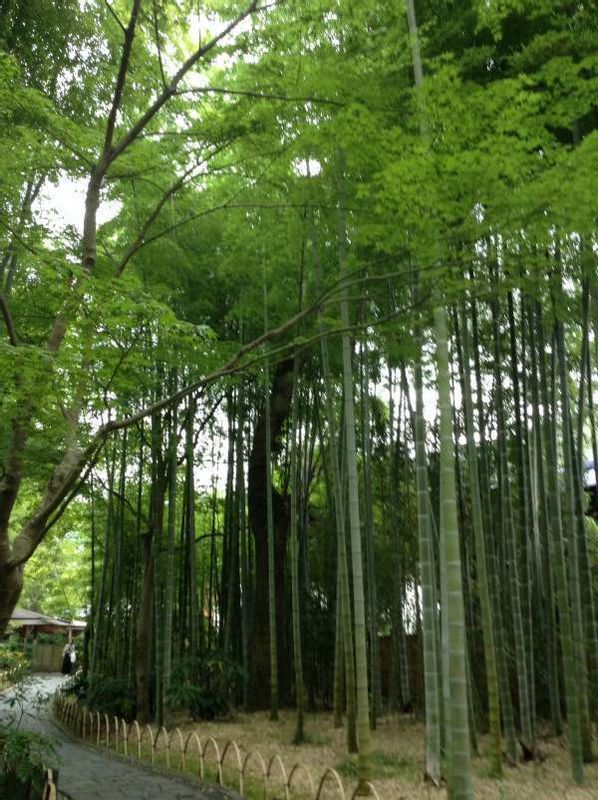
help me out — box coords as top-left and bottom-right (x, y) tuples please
(61, 642), (76, 675)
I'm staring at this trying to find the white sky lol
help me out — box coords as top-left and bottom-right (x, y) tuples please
(36, 176), (121, 235)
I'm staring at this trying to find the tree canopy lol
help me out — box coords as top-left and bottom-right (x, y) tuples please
(1, 2), (598, 798)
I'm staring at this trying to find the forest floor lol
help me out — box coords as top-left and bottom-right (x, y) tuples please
(169, 709), (598, 800)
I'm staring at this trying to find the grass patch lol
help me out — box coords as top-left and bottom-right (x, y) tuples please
(299, 731), (331, 747)
(69, 706), (598, 799)
(336, 750), (414, 780)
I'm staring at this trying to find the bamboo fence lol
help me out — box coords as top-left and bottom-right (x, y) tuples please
(53, 691), (380, 800)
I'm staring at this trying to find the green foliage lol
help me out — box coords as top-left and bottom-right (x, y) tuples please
(0, 726), (55, 800)
(0, 666), (56, 800)
(587, 516), (598, 581)
(1, 638), (33, 663)
(64, 673), (137, 722)
(0, 647), (29, 685)
(336, 750), (417, 781)
(34, 632), (69, 645)
(2, 2), (598, 793)
(20, 498), (91, 620)
(167, 652), (245, 721)
(86, 676), (136, 721)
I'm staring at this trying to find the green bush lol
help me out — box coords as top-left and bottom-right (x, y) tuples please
(167, 651), (245, 721)
(68, 674), (137, 721)
(2, 638), (33, 664)
(35, 632), (69, 646)
(60, 670), (88, 701)
(336, 750), (416, 781)
(0, 647), (30, 685)
(0, 725), (55, 800)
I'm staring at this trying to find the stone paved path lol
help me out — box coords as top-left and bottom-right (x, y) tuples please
(0, 674), (240, 800)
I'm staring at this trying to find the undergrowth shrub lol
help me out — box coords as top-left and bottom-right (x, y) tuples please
(62, 673), (136, 721)
(0, 726), (55, 800)
(0, 670), (56, 800)
(35, 632), (69, 646)
(167, 651), (245, 721)
(0, 647), (30, 686)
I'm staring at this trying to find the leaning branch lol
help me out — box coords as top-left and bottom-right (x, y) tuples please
(115, 143), (231, 275)
(176, 86), (344, 107)
(91, 267), (422, 436)
(100, 298), (324, 435)
(135, 201), (352, 256)
(8, 439), (105, 568)
(6, 255), (436, 568)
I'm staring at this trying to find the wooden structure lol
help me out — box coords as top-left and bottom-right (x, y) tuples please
(7, 608), (86, 640)
(5, 608), (86, 672)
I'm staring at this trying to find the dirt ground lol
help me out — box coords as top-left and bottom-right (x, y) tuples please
(169, 710), (598, 799)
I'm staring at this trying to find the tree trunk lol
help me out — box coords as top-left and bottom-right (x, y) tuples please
(136, 530), (155, 724)
(136, 411), (165, 723)
(290, 357), (306, 743)
(410, 338), (443, 783)
(311, 216), (357, 752)
(337, 152), (372, 793)
(405, 4), (472, 792)
(537, 303), (584, 784)
(162, 402), (178, 719)
(0, 562), (24, 639)
(527, 305), (562, 735)
(247, 358), (294, 709)
(360, 341), (383, 725)
(458, 302), (502, 776)
(490, 285), (534, 758)
(434, 304), (473, 800)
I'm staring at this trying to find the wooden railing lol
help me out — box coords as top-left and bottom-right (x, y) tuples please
(53, 692), (380, 800)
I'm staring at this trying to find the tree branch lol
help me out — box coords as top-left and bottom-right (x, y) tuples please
(176, 392), (225, 466)
(0, 2), (266, 566)
(92, 268), (389, 436)
(107, 1), (260, 166)
(91, 469), (148, 524)
(115, 145), (230, 275)
(8, 440), (105, 568)
(133, 201), (350, 257)
(99, 329), (145, 398)
(103, 0), (126, 33)
(152, 0), (168, 90)
(176, 86), (344, 107)
(102, 0), (142, 159)
(0, 295), (19, 346)
(40, 450), (104, 537)
(3, 257), (426, 569)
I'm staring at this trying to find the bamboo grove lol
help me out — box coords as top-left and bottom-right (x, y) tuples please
(1, 1), (598, 799)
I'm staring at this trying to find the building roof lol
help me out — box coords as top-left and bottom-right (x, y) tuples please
(10, 608), (86, 630)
